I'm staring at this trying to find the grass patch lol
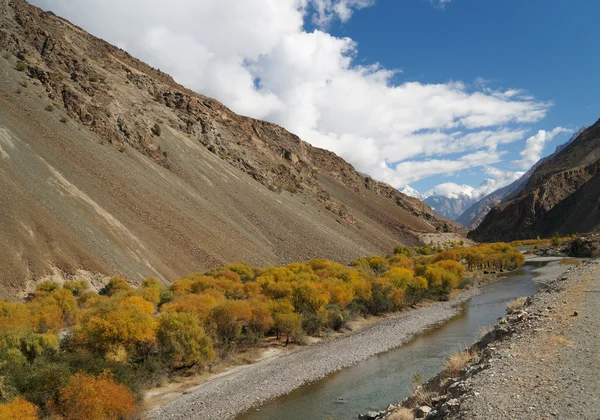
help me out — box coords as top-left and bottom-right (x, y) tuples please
(441, 349), (477, 378)
(548, 335), (575, 347)
(507, 296), (527, 312)
(560, 258), (580, 265)
(388, 407), (414, 420)
(45, 104), (54, 112)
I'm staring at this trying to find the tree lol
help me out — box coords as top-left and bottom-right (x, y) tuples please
(209, 300), (252, 344)
(551, 232), (561, 248)
(273, 312), (303, 345)
(56, 372), (136, 420)
(103, 277), (132, 296)
(0, 397), (39, 420)
(393, 246), (412, 257)
(72, 298), (157, 357)
(161, 293), (221, 322)
(367, 256), (389, 274)
(157, 313), (214, 368)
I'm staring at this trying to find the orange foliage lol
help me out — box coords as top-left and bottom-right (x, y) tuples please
(162, 293), (222, 321)
(0, 397), (39, 420)
(57, 372), (136, 420)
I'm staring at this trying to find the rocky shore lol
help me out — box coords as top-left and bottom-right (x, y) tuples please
(149, 287), (482, 420)
(379, 258), (599, 420)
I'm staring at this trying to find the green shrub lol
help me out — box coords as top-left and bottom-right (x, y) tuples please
(15, 61), (26, 72)
(151, 123), (161, 136)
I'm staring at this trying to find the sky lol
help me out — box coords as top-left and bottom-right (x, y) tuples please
(30, 0), (599, 197)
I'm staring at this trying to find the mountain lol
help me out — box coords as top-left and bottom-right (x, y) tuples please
(423, 193), (475, 220)
(400, 185), (429, 201)
(470, 121), (600, 242)
(0, 0), (456, 297)
(404, 180), (495, 220)
(458, 128), (586, 229)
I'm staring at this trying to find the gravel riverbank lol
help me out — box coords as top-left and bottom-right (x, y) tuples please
(447, 259), (600, 419)
(379, 258), (598, 420)
(149, 288), (482, 420)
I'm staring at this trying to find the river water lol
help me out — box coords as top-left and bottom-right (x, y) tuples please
(238, 264), (541, 420)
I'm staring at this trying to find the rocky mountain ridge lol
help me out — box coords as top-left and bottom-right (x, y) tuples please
(458, 128), (586, 229)
(470, 121), (600, 241)
(0, 0), (454, 296)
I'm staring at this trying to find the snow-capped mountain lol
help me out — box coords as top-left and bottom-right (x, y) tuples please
(402, 179), (498, 220)
(400, 185), (430, 201)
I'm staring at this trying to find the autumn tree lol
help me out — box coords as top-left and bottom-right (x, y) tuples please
(0, 397), (39, 420)
(157, 313), (214, 368)
(273, 312), (303, 345)
(72, 297), (157, 358)
(209, 300), (252, 346)
(56, 372), (136, 420)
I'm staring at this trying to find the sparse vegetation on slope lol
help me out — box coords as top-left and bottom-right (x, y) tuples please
(0, 244), (522, 417)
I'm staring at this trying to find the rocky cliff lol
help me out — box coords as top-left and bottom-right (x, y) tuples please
(0, 0), (454, 296)
(470, 121), (600, 242)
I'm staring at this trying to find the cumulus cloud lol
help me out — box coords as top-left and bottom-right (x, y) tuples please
(31, 0), (552, 188)
(515, 127), (571, 169)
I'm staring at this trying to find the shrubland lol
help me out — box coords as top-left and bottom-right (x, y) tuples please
(0, 243), (523, 418)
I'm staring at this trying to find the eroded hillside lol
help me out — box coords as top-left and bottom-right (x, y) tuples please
(0, 0), (454, 297)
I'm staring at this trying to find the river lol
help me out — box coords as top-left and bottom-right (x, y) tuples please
(238, 263), (541, 420)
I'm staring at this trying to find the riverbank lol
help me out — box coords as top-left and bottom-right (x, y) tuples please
(382, 257), (596, 419)
(148, 283), (484, 419)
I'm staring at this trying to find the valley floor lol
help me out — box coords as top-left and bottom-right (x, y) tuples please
(147, 286), (482, 420)
(444, 259), (600, 419)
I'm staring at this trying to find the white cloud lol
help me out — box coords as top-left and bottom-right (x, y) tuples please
(31, 0), (552, 188)
(515, 127), (571, 169)
(421, 167), (525, 200)
(308, 0), (375, 26)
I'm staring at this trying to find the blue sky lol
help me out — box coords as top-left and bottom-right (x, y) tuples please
(317, 0), (597, 192)
(32, 0), (598, 197)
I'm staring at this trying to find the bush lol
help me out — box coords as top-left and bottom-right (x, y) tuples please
(15, 62), (26, 72)
(442, 349), (477, 378)
(157, 313), (214, 368)
(0, 397), (38, 420)
(151, 123), (161, 136)
(44, 104), (54, 112)
(551, 232), (561, 248)
(56, 372), (136, 420)
(393, 245), (412, 257)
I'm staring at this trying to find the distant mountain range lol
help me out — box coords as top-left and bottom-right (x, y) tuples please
(402, 179), (497, 220)
(470, 123), (600, 242)
(458, 128), (586, 229)
(403, 128), (586, 227)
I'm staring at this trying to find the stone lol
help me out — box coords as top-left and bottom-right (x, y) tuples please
(415, 406), (432, 418)
(440, 398), (460, 415)
(447, 381), (469, 396)
(358, 410), (381, 420)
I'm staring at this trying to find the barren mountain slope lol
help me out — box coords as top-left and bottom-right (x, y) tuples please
(470, 120), (600, 242)
(0, 0), (453, 297)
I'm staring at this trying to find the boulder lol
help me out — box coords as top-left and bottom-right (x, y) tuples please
(415, 406), (432, 418)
